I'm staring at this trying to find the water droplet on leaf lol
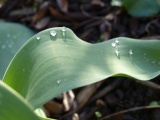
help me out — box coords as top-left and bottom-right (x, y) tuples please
(61, 26), (66, 36)
(50, 30), (57, 37)
(111, 42), (116, 48)
(115, 39), (119, 44)
(36, 36), (40, 40)
(115, 49), (119, 56)
(57, 80), (61, 85)
(129, 49), (133, 55)
(61, 26), (66, 32)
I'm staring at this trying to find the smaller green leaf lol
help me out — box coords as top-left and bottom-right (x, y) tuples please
(0, 81), (40, 120)
(111, 0), (160, 17)
(0, 21), (34, 79)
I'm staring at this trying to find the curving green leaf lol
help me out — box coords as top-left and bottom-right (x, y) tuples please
(111, 0), (160, 17)
(3, 27), (160, 109)
(0, 81), (40, 120)
(0, 21), (34, 79)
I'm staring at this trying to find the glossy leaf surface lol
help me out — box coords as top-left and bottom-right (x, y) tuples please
(3, 27), (160, 109)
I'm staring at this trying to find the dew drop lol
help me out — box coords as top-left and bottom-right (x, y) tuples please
(61, 26), (66, 36)
(57, 80), (61, 85)
(111, 42), (116, 48)
(115, 39), (119, 44)
(50, 30), (57, 37)
(36, 36), (40, 40)
(61, 26), (66, 32)
(129, 49), (133, 55)
(115, 49), (119, 56)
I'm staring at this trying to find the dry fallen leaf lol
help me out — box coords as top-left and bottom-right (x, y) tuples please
(56, 0), (68, 13)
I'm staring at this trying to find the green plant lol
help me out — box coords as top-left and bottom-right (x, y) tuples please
(1, 22), (160, 120)
(0, 21), (34, 79)
(111, 0), (160, 17)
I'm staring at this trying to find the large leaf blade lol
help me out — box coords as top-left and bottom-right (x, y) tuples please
(111, 0), (160, 17)
(3, 27), (160, 109)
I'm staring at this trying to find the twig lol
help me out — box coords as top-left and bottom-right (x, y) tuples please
(80, 5), (102, 20)
(76, 81), (103, 111)
(99, 105), (160, 120)
(142, 35), (160, 40)
(134, 79), (160, 90)
(145, 19), (158, 34)
(90, 78), (124, 103)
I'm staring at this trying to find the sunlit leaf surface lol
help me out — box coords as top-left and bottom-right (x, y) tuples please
(3, 27), (160, 109)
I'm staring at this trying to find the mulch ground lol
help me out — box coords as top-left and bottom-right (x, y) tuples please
(1, 0), (160, 120)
